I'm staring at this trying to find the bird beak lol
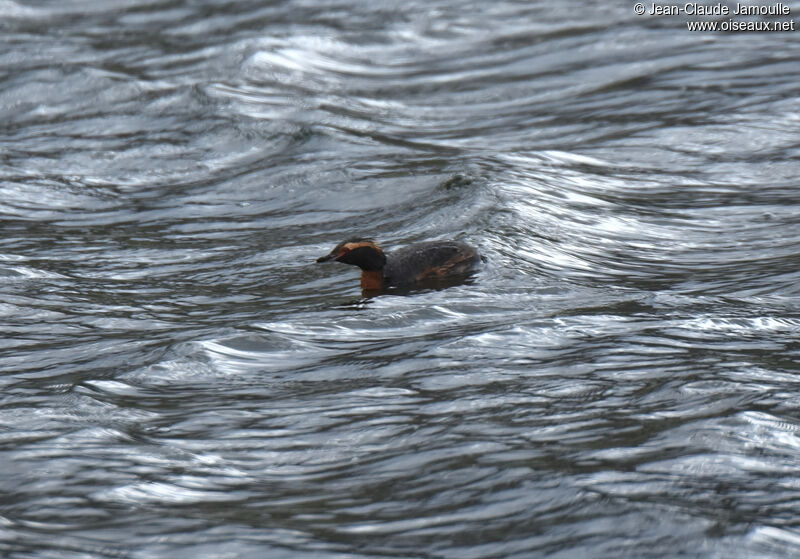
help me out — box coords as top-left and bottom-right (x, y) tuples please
(316, 252), (335, 263)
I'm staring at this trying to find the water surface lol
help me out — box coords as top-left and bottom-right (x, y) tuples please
(2, 1), (800, 557)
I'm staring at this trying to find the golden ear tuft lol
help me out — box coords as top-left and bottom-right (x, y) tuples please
(342, 240), (381, 253)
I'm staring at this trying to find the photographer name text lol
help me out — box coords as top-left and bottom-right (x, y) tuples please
(647, 2), (789, 15)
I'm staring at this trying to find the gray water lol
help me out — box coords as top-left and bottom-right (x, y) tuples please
(2, 1), (800, 557)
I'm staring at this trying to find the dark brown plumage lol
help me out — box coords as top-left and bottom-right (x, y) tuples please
(316, 238), (479, 291)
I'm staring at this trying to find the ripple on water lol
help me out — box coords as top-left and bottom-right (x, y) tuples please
(2, 0), (800, 557)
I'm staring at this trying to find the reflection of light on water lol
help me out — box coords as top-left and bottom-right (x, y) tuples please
(2, 0), (800, 557)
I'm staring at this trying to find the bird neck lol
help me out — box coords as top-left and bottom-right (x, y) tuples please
(360, 270), (383, 290)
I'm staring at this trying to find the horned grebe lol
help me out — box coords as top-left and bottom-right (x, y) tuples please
(316, 238), (479, 291)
